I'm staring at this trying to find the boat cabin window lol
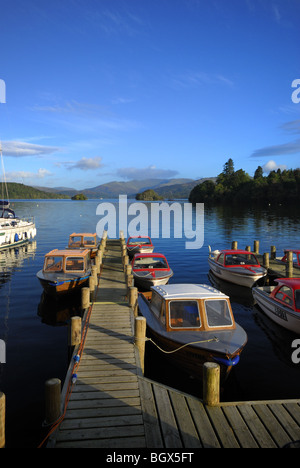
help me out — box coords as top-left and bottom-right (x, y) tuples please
(274, 285), (294, 308)
(65, 256), (85, 271)
(204, 299), (233, 328)
(84, 236), (96, 246)
(69, 236), (83, 247)
(217, 253), (224, 265)
(295, 291), (300, 310)
(169, 301), (200, 329)
(44, 256), (63, 272)
(151, 292), (163, 319)
(128, 237), (151, 245)
(225, 253), (259, 266)
(134, 257), (167, 269)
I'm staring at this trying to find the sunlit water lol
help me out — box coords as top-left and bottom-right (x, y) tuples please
(0, 199), (299, 447)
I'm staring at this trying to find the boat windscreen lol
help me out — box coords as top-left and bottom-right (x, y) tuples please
(44, 256), (63, 272)
(128, 238), (151, 245)
(295, 290), (300, 310)
(225, 253), (259, 266)
(169, 300), (200, 328)
(134, 257), (167, 269)
(205, 299), (233, 328)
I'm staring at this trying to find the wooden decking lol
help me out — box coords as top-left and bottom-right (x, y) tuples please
(49, 239), (300, 448)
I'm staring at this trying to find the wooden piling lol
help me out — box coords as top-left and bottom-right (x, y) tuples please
(0, 392), (5, 448)
(45, 378), (61, 425)
(134, 316), (147, 374)
(286, 250), (293, 278)
(271, 245), (276, 260)
(81, 287), (90, 310)
(263, 252), (269, 268)
(129, 286), (138, 316)
(231, 241), (238, 250)
(69, 316), (82, 347)
(203, 362), (220, 406)
(254, 240), (259, 254)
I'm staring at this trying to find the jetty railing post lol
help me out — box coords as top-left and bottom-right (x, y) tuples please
(0, 392), (5, 448)
(203, 362), (220, 406)
(81, 287), (90, 310)
(263, 252), (269, 269)
(45, 378), (61, 425)
(271, 245), (276, 260)
(134, 316), (146, 374)
(286, 250), (293, 278)
(129, 286), (138, 317)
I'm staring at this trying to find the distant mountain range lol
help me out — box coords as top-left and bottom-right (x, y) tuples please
(35, 177), (216, 199)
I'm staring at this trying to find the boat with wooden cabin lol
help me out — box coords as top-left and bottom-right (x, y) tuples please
(138, 283), (247, 381)
(37, 249), (91, 296)
(208, 248), (267, 287)
(67, 232), (99, 258)
(132, 252), (173, 289)
(126, 235), (154, 258)
(252, 278), (300, 334)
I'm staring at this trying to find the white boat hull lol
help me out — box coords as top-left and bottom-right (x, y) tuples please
(208, 257), (266, 288)
(133, 271), (173, 289)
(252, 287), (300, 334)
(0, 219), (36, 250)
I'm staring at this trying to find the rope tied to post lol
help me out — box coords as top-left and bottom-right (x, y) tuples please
(134, 335), (219, 354)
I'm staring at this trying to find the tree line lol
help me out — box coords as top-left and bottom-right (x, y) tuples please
(189, 158), (300, 205)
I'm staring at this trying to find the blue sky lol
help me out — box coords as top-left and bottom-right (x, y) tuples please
(0, 0), (299, 190)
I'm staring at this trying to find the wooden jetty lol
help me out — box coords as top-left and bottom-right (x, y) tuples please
(44, 237), (300, 449)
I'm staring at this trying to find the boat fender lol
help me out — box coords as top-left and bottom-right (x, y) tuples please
(71, 373), (78, 384)
(213, 355), (240, 367)
(14, 233), (19, 242)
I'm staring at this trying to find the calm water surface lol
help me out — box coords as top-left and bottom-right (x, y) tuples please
(0, 199), (299, 447)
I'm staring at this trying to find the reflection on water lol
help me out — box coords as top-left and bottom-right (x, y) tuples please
(0, 200), (300, 447)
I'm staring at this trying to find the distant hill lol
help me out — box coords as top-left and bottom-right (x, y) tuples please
(36, 178), (212, 199)
(3, 182), (69, 199)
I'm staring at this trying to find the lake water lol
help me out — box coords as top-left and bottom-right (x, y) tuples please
(0, 199), (300, 447)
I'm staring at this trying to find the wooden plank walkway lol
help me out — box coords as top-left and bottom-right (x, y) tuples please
(49, 239), (300, 448)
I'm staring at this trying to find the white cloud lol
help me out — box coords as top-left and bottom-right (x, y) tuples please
(262, 160), (287, 173)
(2, 141), (60, 157)
(116, 165), (178, 180)
(6, 168), (52, 181)
(69, 156), (104, 171)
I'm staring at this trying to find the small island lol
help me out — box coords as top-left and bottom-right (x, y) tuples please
(71, 193), (88, 200)
(135, 189), (164, 201)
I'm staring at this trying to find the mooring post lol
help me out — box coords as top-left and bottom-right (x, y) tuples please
(129, 287), (138, 317)
(231, 241), (238, 250)
(45, 378), (61, 425)
(134, 316), (146, 374)
(286, 250), (293, 278)
(69, 316), (82, 347)
(254, 240), (259, 254)
(270, 245), (276, 260)
(263, 252), (269, 269)
(0, 392), (5, 448)
(203, 362), (220, 406)
(81, 287), (90, 310)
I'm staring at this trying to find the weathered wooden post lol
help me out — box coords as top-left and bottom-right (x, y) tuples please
(254, 240), (259, 254)
(270, 245), (276, 260)
(134, 316), (146, 374)
(129, 287), (138, 317)
(92, 265), (98, 286)
(81, 287), (90, 310)
(45, 378), (61, 425)
(263, 252), (269, 269)
(203, 362), (220, 406)
(245, 245), (251, 252)
(0, 392), (5, 448)
(231, 241), (238, 250)
(286, 250), (293, 278)
(69, 316), (82, 347)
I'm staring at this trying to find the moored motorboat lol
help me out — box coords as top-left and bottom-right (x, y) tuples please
(67, 232), (99, 258)
(278, 249), (300, 269)
(138, 283), (247, 381)
(132, 252), (173, 289)
(37, 249), (92, 296)
(252, 278), (300, 334)
(208, 248), (267, 287)
(126, 235), (154, 258)
(0, 200), (36, 251)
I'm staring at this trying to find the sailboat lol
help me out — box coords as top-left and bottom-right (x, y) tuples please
(0, 144), (36, 250)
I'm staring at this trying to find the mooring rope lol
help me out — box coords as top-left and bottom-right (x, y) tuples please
(135, 335), (219, 354)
